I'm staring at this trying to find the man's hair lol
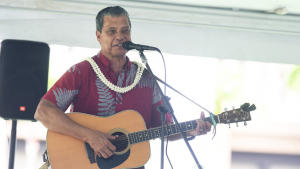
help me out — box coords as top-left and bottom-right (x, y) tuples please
(96, 6), (131, 33)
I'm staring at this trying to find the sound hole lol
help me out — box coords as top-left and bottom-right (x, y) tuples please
(110, 132), (129, 153)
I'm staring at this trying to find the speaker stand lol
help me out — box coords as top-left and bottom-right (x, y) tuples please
(8, 120), (17, 169)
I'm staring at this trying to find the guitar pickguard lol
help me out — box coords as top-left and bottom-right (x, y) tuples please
(96, 149), (130, 169)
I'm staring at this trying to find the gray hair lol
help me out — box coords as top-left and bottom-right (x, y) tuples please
(96, 6), (131, 33)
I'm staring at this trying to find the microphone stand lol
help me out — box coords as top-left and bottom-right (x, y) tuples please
(138, 50), (202, 169)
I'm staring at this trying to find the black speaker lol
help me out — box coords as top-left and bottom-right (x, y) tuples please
(0, 39), (49, 121)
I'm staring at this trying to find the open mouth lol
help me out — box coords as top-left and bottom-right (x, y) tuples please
(114, 43), (123, 47)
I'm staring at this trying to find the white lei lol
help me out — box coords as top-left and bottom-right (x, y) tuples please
(84, 57), (144, 93)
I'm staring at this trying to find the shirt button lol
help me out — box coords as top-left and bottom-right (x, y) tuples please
(113, 75), (116, 78)
(106, 68), (108, 71)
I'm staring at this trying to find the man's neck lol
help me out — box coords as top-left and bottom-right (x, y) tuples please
(104, 53), (127, 77)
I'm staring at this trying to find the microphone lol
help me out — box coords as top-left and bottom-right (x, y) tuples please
(122, 41), (160, 52)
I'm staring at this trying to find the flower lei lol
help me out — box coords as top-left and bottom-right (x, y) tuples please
(84, 57), (144, 93)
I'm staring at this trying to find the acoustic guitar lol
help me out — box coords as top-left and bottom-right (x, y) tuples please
(46, 103), (256, 169)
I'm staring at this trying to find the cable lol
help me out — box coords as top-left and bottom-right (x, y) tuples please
(161, 52), (167, 95)
(158, 51), (174, 169)
(165, 123), (174, 169)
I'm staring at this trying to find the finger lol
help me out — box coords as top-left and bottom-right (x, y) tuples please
(101, 139), (116, 154)
(198, 120), (208, 134)
(194, 119), (204, 135)
(96, 152), (102, 158)
(205, 121), (212, 131)
(102, 147), (114, 158)
(100, 149), (111, 159)
(106, 133), (117, 140)
(108, 143), (116, 152)
(199, 111), (208, 134)
(195, 121), (201, 136)
(200, 111), (205, 119)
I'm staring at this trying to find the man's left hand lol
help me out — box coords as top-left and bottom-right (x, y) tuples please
(188, 111), (212, 136)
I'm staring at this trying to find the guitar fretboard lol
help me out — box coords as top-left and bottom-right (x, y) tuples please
(128, 116), (216, 144)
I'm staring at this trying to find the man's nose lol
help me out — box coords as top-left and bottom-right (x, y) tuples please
(116, 31), (125, 41)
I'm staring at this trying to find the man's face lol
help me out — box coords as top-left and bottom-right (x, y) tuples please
(96, 15), (131, 58)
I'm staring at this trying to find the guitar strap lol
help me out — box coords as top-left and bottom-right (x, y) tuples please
(39, 160), (50, 169)
(39, 149), (50, 169)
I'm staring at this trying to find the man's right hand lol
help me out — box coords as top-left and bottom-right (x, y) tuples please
(35, 99), (117, 159)
(87, 130), (117, 158)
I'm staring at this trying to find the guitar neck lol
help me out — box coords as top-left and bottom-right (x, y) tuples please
(128, 116), (217, 144)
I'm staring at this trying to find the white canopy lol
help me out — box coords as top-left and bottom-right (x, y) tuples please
(1, 0), (300, 65)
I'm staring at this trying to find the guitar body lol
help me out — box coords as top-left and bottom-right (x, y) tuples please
(46, 110), (150, 169)
(46, 103), (256, 169)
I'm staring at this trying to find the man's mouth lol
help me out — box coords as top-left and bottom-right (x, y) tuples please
(114, 43), (123, 47)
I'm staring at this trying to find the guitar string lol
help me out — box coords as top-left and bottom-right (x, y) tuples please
(94, 116), (235, 152)
(109, 123), (199, 147)
(91, 120), (214, 151)
(99, 116), (224, 149)
(107, 127), (201, 149)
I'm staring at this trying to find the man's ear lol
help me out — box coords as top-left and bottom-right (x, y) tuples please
(96, 30), (101, 43)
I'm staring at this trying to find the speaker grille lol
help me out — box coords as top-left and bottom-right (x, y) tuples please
(0, 39), (49, 121)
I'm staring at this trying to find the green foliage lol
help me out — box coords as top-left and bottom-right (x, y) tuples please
(288, 67), (300, 94)
(214, 60), (243, 115)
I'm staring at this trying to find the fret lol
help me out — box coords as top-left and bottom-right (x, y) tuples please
(174, 124), (178, 133)
(182, 122), (188, 132)
(128, 134), (132, 144)
(133, 133), (136, 144)
(169, 124), (173, 135)
(166, 126), (172, 135)
(150, 128), (155, 140)
(150, 129), (154, 139)
(134, 132), (139, 143)
(143, 131), (147, 141)
(130, 133), (133, 144)
(144, 130), (149, 141)
(172, 124), (178, 134)
(192, 121), (197, 130)
(154, 128), (160, 139)
(131, 132), (135, 143)
(130, 133), (136, 144)
(163, 126), (169, 137)
(138, 131), (143, 142)
(186, 121), (193, 131)
(129, 120), (200, 144)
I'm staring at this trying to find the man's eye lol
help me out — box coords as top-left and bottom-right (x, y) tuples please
(122, 29), (129, 33)
(108, 30), (116, 33)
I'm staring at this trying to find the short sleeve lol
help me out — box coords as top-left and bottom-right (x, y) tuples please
(42, 65), (82, 112)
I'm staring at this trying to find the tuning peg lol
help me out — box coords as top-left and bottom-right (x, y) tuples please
(224, 108), (228, 111)
(232, 106), (235, 110)
(248, 104), (256, 111)
(228, 123), (231, 129)
(236, 122), (239, 127)
(244, 121), (247, 126)
(240, 103), (250, 109)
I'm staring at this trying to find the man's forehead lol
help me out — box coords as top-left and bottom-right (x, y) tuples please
(103, 15), (130, 28)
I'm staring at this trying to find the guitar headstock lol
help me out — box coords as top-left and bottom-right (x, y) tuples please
(218, 103), (256, 127)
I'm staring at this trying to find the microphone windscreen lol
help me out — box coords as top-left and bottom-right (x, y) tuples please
(122, 41), (133, 50)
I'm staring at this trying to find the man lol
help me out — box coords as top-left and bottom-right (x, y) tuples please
(34, 6), (211, 169)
